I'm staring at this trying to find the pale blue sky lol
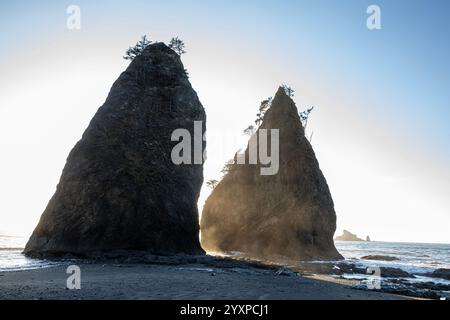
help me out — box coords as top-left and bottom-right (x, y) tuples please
(0, 0), (449, 242)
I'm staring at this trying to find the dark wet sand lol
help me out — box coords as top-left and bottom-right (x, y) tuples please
(0, 262), (413, 300)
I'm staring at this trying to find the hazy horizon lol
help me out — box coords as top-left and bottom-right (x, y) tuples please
(1, 0), (449, 244)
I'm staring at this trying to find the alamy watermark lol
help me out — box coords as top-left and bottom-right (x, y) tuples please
(235, 129), (279, 176)
(66, 5), (81, 30)
(66, 265), (81, 290)
(171, 121), (206, 165)
(366, 266), (381, 290)
(367, 5), (381, 30)
(171, 121), (279, 176)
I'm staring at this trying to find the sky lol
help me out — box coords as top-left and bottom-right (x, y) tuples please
(0, 0), (449, 243)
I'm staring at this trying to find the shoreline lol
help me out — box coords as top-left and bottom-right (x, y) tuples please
(2, 242), (449, 300)
(0, 258), (415, 300)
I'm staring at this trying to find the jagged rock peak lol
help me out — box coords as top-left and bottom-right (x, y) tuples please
(201, 87), (342, 261)
(25, 42), (206, 257)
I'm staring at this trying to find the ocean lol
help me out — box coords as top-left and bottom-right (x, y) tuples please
(333, 240), (450, 288)
(335, 240), (450, 273)
(1, 234), (449, 286)
(0, 234), (60, 272)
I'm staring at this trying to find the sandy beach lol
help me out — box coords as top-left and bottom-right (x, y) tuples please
(0, 258), (413, 300)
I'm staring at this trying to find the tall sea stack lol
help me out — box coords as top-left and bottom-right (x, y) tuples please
(25, 43), (205, 257)
(201, 87), (342, 261)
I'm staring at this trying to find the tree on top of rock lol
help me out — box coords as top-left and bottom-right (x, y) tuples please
(243, 97), (272, 136)
(255, 97), (272, 127)
(221, 159), (236, 176)
(169, 37), (186, 56)
(206, 158), (235, 191)
(299, 106), (314, 130)
(299, 106), (315, 142)
(206, 179), (219, 190)
(282, 84), (295, 97)
(123, 35), (152, 60)
(243, 125), (256, 136)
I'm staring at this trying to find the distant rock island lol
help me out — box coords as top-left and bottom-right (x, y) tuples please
(24, 43), (205, 257)
(335, 230), (371, 242)
(201, 87), (343, 261)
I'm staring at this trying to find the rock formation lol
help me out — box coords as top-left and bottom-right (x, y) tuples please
(425, 268), (450, 281)
(366, 235), (371, 242)
(201, 87), (342, 261)
(361, 255), (399, 261)
(335, 230), (364, 241)
(25, 43), (205, 257)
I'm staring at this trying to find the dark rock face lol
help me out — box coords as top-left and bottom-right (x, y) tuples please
(335, 230), (364, 241)
(200, 87), (342, 261)
(25, 43), (205, 257)
(425, 268), (450, 281)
